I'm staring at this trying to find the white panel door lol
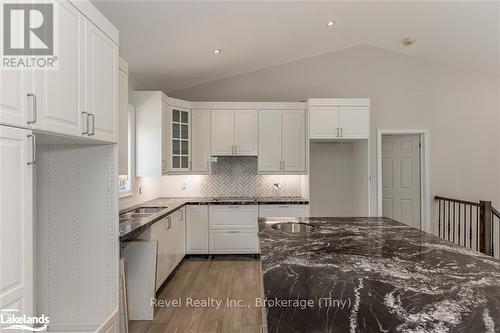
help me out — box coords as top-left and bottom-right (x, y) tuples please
(0, 71), (32, 127)
(211, 110), (234, 155)
(258, 110), (282, 172)
(186, 205), (209, 254)
(34, 1), (83, 137)
(339, 107), (369, 139)
(0, 126), (33, 319)
(191, 109), (210, 172)
(309, 106), (339, 139)
(85, 21), (118, 142)
(282, 109), (306, 172)
(382, 135), (421, 228)
(234, 110), (258, 155)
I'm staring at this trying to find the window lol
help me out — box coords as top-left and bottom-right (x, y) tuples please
(119, 104), (135, 197)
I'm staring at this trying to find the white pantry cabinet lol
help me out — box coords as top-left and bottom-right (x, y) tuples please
(191, 109), (211, 172)
(0, 126), (34, 319)
(309, 99), (370, 140)
(186, 205), (209, 254)
(259, 109), (306, 173)
(211, 109), (258, 156)
(0, 0), (119, 143)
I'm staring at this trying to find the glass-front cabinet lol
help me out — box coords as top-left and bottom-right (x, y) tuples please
(169, 107), (191, 172)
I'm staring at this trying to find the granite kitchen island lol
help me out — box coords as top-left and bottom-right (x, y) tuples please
(258, 217), (500, 333)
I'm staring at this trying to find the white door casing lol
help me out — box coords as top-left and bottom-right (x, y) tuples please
(381, 134), (421, 228)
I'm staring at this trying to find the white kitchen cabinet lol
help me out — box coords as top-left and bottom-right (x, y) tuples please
(209, 205), (259, 229)
(234, 110), (258, 155)
(258, 109), (306, 173)
(258, 204), (310, 218)
(0, 71), (32, 127)
(186, 205), (209, 254)
(33, 1), (84, 137)
(135, 92), (168, 177)
(208, 229), (259, 254)
(211, 109), (257, 156)
(191, 109), (211, 172)
(166, 215), (179, 275)
(210, 110), (234, 155)
(84, 20), (119, 142)
(118, 58), (129, 175)
(0, 126), (34, 318)
(150, 217), (169, 291)
(175, 208), (186, 263)
(309, 100), (369, 140)
(169, 107), (191, 171)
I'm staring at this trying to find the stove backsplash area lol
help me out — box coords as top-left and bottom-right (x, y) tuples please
(200, 156), (302, 197)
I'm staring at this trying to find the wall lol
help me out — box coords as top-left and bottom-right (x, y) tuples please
(171, 45), (500, 220)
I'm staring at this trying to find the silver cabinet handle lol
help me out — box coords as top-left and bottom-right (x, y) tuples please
(81, 112), (89, 134)
(228, 230), (239, 234)
(340, 128), (343, 138)
(88, 114), (95, 135)
(282, 160), (285, 170)
(231, 144), (235, 155)
(27, 134), (36, 165)
(166, 216), (172, 230)
(336, 127), (339, 138)
(278, 205), (290, 208)
(189, 161), (192, 170)
(27, 93), (37, 124)
(234, 145), (237, 155)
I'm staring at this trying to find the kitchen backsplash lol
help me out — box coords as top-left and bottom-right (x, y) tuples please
(199, 156), (302, 197)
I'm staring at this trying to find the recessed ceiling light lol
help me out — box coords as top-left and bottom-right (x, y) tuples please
(401, 37), (416, 46)
(213, 49), (222, 54)
(326, 20), (335, 27)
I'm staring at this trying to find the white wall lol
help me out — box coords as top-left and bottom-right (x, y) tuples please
(171, 45), (500, 217)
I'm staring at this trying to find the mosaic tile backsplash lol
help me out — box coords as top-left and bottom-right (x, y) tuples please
(199, 156), (303, 197)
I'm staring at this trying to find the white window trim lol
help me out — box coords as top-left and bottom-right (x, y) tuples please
(119, 104), (136, 198)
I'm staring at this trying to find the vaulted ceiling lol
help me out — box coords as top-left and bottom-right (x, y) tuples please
(92, 1), (500, 92)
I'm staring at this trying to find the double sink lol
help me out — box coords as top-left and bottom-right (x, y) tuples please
(119, 206), (168, 224)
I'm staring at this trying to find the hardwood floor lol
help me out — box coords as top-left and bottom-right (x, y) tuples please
(129, 258), (262, 333)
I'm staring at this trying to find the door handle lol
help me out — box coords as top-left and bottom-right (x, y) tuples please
(336, 127), (339, 138)
(27, 134), (36, 165)
(228, 230), (239, 234)
(88, 114), (95, 135)
(81, 112), (89, 134)
(340, 127), (343, 138)
(27, 93), (37, 124)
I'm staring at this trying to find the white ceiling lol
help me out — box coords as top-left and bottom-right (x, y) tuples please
(92, 1), (500, 92)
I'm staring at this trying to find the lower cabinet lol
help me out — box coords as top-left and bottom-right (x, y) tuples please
(258, 204), (310, 217)
(209, 229), (258, 254)
(186, 205), (209, 254)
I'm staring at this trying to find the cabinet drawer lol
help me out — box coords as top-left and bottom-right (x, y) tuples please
(209, 205), (258, 228)
(209, 229), (258, 254)
(258, 204), (309, 218)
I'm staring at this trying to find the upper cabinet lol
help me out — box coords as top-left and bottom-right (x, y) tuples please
(258, 109), (306, 173)
(168, 107), (191, 172)
(0, 0), (118, 143)
(211, 110), (257, 156)
(191, 109), (211, 173)
(309, 99), (370, 140)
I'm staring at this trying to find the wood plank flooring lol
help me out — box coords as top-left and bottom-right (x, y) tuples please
(129, 258), (262, 333)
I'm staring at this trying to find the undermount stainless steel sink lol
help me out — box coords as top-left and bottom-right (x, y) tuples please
(271, 222), (315, 234)
(119, 206), (168, 222)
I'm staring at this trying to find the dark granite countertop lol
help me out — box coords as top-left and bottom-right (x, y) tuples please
(258, 217), (500, 333)
(119, 196), (308, 241)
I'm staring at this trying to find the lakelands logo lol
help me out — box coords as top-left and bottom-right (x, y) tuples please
(1, 309), (49, 331)
(1, 0), (59, 70)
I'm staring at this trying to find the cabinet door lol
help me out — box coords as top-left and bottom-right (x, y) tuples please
(282, 109), (306, 172)
(234, 110), (258, 155)
(309, 106), (339, 139)
(208, 205), (258, 229)
(0, 126), (33, 317)
(191, 109), (210, 172)
(85, 20), (118, 142)
(186, 205), (209, 254)
(161, 102), (168, 173)
(208, 229), (258, 254)
(338, 106), (369, 139)
(258, 204), (309, 218)
(33, 1), (83, 137)
(150, 219), (167, 291)
(258, 110), (282, 172)
(118, 66), (129, 175)
(0, 71), (32, 127)
(210, 110), (234, 155)
(166, 217), (178, 275)
(170, 108), (190, 171)
(177, 208), (186, 262)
